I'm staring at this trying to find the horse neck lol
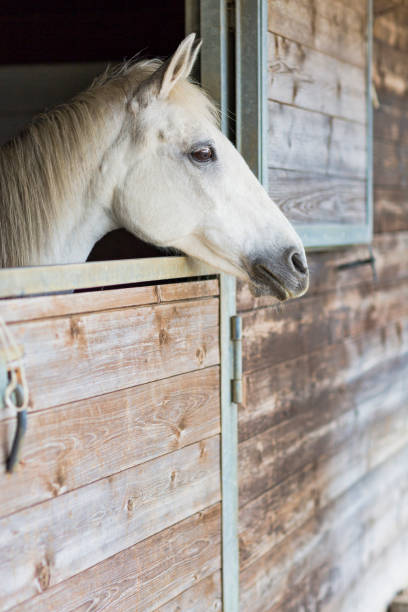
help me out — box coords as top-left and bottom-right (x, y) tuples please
(0, 96), (124, 267)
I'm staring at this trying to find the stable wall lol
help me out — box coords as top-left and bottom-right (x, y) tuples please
(238, 2), (408, 610)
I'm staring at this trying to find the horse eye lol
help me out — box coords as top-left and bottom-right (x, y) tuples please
(191, 146), (215, 163)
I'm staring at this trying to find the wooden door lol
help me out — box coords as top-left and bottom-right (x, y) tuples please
(0, 276), (225, 611)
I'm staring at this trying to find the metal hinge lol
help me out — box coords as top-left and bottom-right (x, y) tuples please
(231, 315), (242, 404)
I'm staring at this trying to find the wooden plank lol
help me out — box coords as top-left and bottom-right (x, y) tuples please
(374, 187), (408, 232)
(237, 230), (408, 310)
(239, 318), (408, 443)
(374, 5), (408, 51)
(268, 33), (366, 122)
(268, 168), (366, 225)
(155, 571), (222, 612)
(268, 451), (408, 612)
(241, 279), (408, 374)
(268, 0), (366, 67)
(158, 279), (219, 303)
(238, 351), (408, 570)
(0, 366), (220, 517)
(268, 102), (366, 179)
(10, 504), (221, 612)
(239, 347), (408, 507)
(0, 435), (220, 610)
(374, 138), (408, 187)
(0, 257), (215, 299)
(374, 102), (408, 144)
(0, 279), (219, 324)
(0, 285), (157, 323)
(374, 39), (408, 101)
(1, 298), (219, 414)
(240, 443), (408, 612)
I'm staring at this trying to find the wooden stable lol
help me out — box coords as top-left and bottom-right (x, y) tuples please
(0, 262), (235, 611)
(1, 0), (408, 611)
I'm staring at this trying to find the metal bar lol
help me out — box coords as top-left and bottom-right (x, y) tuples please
(366, 0), (374, 241)
(236, 0), (268, 186)
(295, 224), (371, 250)
(0, 257), (215, 299)
(220, 273), (239, 612)
(231, 315), (242, 404)
(200, 0), (229, 134)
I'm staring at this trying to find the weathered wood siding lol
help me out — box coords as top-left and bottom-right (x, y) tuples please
(238, 2), (408, 611)
(0, 279), (222, 611)
(267, 0), (368, 226)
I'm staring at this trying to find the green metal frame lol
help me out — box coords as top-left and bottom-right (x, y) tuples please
(238, 0), (374, 250)
(191, 2), (240, 610)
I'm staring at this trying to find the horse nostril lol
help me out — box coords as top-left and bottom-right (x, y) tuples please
(291, 251), (308, 275)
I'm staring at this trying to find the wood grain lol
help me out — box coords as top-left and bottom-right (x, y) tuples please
(240, 443), (408, 612)
(268, 168), (366, 225)
(241, 279), (408, 374)
(268, 33), (366, 122)
(374, 187), (408, 232)
(268, 0), (366, 67)
(155, 571), (222, 612)
(0, 279), (219, 324)
(374, 138), (408, 187)
(268, 102), (366, 179)
(1, 298), (219, 414)
(239, 318), (408, 443)
(0, 367), (220, 517)
(10, 504), (221, 612)
(239, 348), (408, 507)
(0, 435), (220, 610)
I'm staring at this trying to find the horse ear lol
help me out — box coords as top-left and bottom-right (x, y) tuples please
(135, 33), (201, 107)
(158, 33), (201, 99)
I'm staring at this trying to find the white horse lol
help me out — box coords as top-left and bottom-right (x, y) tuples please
(0, 34), (308, 300)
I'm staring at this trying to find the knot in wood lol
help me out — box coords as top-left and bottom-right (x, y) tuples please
(159, 328), (169, 345)
(36, 561), (51, 592)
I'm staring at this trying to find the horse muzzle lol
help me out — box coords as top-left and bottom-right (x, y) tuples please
(247, 247), (309, 300)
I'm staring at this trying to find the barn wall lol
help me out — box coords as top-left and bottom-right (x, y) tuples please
(238, 2), (408, 611)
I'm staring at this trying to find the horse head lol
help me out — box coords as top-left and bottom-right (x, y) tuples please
(114, 34), (308, 300)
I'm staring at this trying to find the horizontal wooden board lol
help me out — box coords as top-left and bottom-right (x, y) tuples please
(237, 231), (408, 310)
(268, 33), (366, 122)
(0, 435), (220, 610)
(239, 317), (408, 443)
(0, 366), (220, 517)
(374, 187), (408, 232)
(240, 443), (408, 612)
(268, 168), (366, 225)
(241, 279), (408, 374)
(1, 298), (219, 414)
(374, 138), (408, 187)
(0, 279), (219, 324)
(374, 38), (408, 102)
(374, 4), (408, 51)
(268, 0), (366, 67)
(374, 101), (408, 144)
(266, 453), (408, 612)
(239, 346), (408, 507)
(155, 571), (222, 612)
(343, 533), (408, 612)
(11, 504), (221, 612)
(238, 348), (408, 568)
(268, 102), (367, 179)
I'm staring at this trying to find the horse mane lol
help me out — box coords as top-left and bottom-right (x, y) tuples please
(0, 57), (218, 268)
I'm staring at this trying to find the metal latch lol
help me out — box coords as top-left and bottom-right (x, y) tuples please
(231, 315), (242, 404)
